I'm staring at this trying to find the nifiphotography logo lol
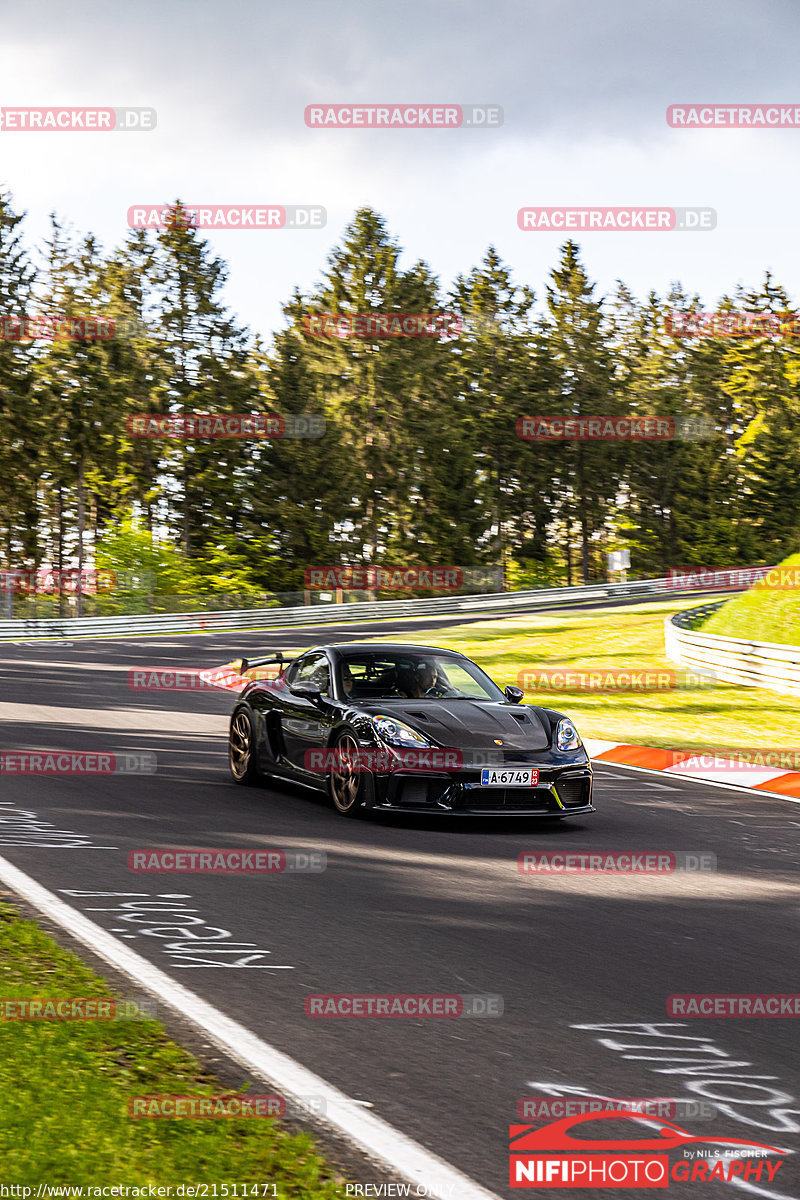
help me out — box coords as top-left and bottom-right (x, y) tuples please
(508, 1111), (786, 1188)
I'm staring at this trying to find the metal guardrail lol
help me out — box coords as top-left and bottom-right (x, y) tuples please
(0, 575), (748, 642)
(665, 603), (800, 696)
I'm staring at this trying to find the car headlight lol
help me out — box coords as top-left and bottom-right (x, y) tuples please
(373, 715), (431, 747)
(556, 718), (581, 751)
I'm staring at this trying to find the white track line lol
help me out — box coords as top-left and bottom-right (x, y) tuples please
(0, 855), (498, 1200)
(592, 758), (800, 805)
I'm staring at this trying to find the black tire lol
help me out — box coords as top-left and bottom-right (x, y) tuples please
(229, 708), (260, 785)
(327, 730), (371, 817)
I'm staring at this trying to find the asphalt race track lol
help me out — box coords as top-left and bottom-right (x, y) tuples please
(1, 621), (799, 1200)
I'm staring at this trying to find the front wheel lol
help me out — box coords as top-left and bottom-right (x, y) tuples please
(229, 708), (259, 785)
(327, 731), (371, 817)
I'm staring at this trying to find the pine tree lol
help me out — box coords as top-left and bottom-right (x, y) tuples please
(0, 192), (39, 590)
(545, 242), (619, 583)
(297, 208), (446, 574)
(449, 247), (555, 584)
(149, 202), (252, 557)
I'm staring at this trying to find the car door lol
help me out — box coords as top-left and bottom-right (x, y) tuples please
(280, 651), (334, 773)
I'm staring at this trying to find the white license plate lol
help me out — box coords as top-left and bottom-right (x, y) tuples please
(480, 767), (539, 787)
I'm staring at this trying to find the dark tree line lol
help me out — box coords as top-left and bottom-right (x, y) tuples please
(1, 194), (798, 609)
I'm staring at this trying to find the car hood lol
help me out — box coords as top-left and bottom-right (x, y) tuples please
(358, 700), (551, 751)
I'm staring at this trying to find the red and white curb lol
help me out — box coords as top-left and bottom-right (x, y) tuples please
(584, 739), (800, 801)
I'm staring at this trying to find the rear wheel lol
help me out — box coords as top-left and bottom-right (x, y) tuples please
(229, 708), (259, 785)
(328, 731), (370, 817)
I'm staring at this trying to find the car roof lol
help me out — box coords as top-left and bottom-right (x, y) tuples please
(324, 643), (466, 657)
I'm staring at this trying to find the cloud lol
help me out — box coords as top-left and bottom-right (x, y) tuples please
(1, 0), (799, 337)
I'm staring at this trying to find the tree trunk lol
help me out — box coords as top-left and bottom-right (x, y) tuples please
(577, 444), (590, 584)
(76, 458), (85, 618)
(565, 518), (573, 587)
(57, 484), (65, 618)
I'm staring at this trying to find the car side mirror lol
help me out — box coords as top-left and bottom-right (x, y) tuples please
(504, 685), (524, 704)
(289, 682), (323, 703)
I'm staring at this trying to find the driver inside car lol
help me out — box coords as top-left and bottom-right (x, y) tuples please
(340, 662), (355, 699)
(417, 662), (437, 695)
(404, 661), (443, 697)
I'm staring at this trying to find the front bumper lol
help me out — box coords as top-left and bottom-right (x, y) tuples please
(371, 762), (594, 816)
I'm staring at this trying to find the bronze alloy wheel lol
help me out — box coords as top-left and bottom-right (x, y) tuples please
(329, 731), (365, 816)
(229, 709), (258, 784)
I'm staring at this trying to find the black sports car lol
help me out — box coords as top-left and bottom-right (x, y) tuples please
(227, 643), (594, 818)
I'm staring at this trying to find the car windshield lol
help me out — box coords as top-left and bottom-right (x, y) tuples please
(337, 652), (505, 701)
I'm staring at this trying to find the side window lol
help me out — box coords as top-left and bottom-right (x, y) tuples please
(284, 658), (302, 686)
(294, 652), (331, 695)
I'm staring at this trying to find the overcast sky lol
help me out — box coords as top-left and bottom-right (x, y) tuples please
(2, 0), (799, 338)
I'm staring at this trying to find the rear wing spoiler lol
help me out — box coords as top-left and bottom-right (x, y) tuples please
(200, 653), (296, 695)
(230, 652), (293, 678)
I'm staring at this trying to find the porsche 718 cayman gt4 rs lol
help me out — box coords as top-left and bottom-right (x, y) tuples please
(227, 643), (594, 818)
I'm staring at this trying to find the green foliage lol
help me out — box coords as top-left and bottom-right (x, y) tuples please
(702, 552), (800, 645)
(93, 516), (277, 611)
(506, 554), (565, 590)
(0, 195), (797, 599)
(96, 515), (199, 593)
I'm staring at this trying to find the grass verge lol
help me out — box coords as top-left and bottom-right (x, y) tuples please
(0, 899), (345, 1193)
(377, 596), (800, 750)
(702, 552), (800, 645)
